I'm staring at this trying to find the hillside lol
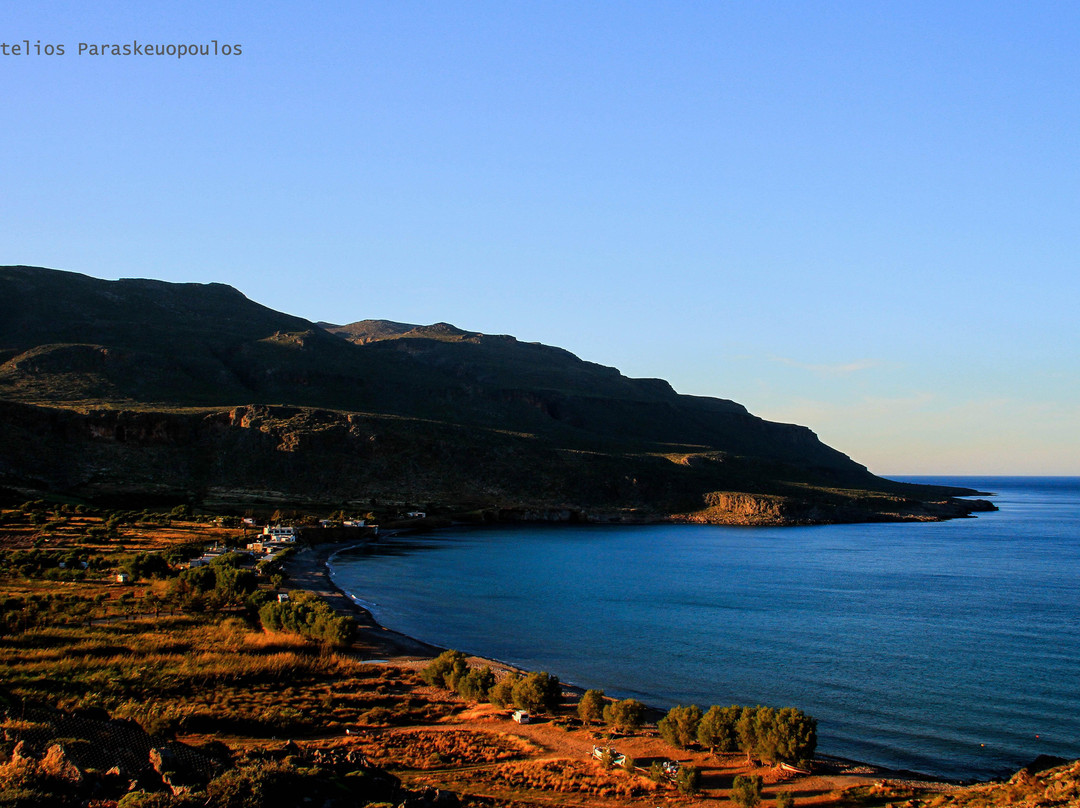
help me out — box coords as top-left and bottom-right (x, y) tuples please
(0, 266), (991, 521)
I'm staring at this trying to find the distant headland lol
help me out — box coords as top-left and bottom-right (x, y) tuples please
(0, 265), (993, 523)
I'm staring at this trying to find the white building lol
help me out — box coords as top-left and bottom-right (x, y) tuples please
(263, 526), (298, 542)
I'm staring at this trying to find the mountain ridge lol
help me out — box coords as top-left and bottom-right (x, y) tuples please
(0, 266), (992, 522)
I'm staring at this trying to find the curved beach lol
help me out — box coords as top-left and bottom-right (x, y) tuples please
(297, 489), (1080, 784)
(283, 536), (971, 790)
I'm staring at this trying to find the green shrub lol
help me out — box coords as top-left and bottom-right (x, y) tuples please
(457, 665), (495, 701)
(117, 791), (187, 807)
(698, 704), (741, 752)
(488, 674), (518, 708)
(257, 591), (355, 646)
(675, 763), (701, 795)
(205, 761), (305, 808)
(732, 774), (763, 808)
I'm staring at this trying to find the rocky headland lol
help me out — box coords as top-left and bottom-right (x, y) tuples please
(0, 266), (994, 523)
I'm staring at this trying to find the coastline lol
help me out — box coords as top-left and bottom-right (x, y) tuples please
(283, 533), (968, 789)
(283, 538), (445, 659)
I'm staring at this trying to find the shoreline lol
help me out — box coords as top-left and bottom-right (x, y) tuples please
(283, 532), (972, 788)
(283, 536), (445, 659)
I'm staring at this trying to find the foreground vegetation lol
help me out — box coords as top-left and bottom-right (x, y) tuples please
(0, 504), (439, 806)
(1, 501), (1073, 808)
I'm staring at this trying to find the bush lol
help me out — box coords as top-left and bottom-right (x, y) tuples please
(205, 761), (305, 808)
(732, 704), (817, 765)
(698, 704), (741, 753)
(122, 552), (172, 581)
(258, 591), (355, 646)
(117, 791), (186, 807)
(169, 504), (192, 521)
(675, 763), (701, 795)
(457, 666), (496, 701)
(732, 774), (763, 808)
(776, 791), (795, 808)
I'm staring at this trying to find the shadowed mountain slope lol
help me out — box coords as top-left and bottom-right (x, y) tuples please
(0, 266), (990, 522)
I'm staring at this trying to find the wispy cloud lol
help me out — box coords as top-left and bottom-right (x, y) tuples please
(768, 356), (882, 376)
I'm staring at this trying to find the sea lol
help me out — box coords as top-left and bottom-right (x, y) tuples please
(328, 477), (1080, 781)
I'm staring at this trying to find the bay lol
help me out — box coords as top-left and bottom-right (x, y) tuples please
(329, 477), (1080, 781)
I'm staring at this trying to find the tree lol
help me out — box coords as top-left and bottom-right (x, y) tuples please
(752, 705), (779, 763)
(602, 698), (645, 732)
(168, 504), (192, 521)
(457, 666), (496, 702)
(731, 774), (763, 808)
(598, 748), (615, 770)
(577, 689), (605, 724)
(511, 671), (561, 713)
(488, 673), (518, 708)
(698, 704), (741, 753)
(736, 706), (760, 762)
(420, 650), (468, 690)
(257, 591), (356, 646)
(773, 707), (817, 767)
(658, 704), (703, 749)
(776, 791), (795, 808)
(675, 764), (701, 795)
(144, 593), (163, 618)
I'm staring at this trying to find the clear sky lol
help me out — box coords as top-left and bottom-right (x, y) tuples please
(3, 2), (1078, 475)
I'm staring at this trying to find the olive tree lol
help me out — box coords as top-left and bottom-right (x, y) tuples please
(602, 698), (645, 732)
(697, 704), (741, 753)
(658, 704), (703, 749)
(577, 689), (606, 724)
(511, 671), (561, 713)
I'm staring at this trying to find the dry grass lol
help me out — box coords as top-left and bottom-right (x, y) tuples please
(925, 761), (1080, 808)
(0, 612), (447, 739)
(358, 728), (534, 770)
(481, 758), (656, 798)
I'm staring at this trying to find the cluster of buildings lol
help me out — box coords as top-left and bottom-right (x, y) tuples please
(177, 518), (378, 573)
(177, 526), (298, 570)
(245, 525), (299, 557)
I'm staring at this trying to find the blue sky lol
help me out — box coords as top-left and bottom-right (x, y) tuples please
(3, 2), (1078, 474)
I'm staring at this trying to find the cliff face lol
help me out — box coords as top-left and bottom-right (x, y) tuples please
(0, 266), (992, 522)
(0, 400), (992, 522)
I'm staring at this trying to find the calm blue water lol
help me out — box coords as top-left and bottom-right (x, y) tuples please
(330, 477), (1080, 781)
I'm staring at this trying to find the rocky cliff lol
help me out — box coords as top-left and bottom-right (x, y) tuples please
(0, 266), (992, 522)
